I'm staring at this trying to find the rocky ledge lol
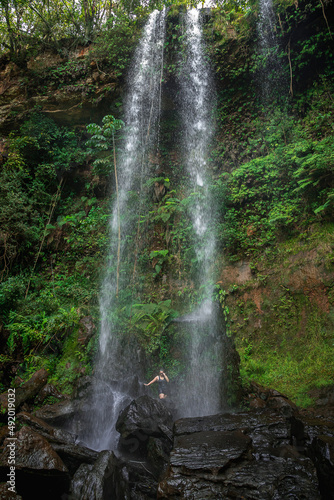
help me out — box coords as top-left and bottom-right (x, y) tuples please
(158, 409), (333, 499)
(1, 379), (334, 499)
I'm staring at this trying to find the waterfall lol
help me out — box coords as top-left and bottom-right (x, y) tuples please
(80, 9), (166, 451)
(257, 0), (285, 103)
(175, 8), (222, 417)
(99, 8), (166, 365)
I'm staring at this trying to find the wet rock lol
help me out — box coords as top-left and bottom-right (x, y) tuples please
(247, 381), (297, 415)
(51, 442), (99, 476)
(69, 450), (114, 500)
(108, 454), (158, 500)
(33, 393), (97, 430)
(290, 414), (334, 448)
(0, 426), (70, 500)
(70, 450), (158, 500)
(159, 409), (321, 499)
(0, 368), (48, 411)
(116, 395), (173, 456)
(159, 458), (319, 499)
(16, 411), (98, 475)
(72, 376), (92, 400)
(249, 397), (266, 409)
(0, 426), (68, 471)
(17, 411), (76, 445)
(288, 413), (334, 498)
(310, 435), (334, 500)
(70, 463), (93, 497)
(34, 399), (77, 426)
(147, 437), (171, 475)
(77, 316), (96, 346)
(223, 458), (319, 499)
(171, 430), (251, 470)
(267, 394), (297, 414)
(173, 410), (290, 444)
(34, 383), (64, 405)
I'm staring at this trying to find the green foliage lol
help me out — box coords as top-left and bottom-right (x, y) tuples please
(6, 306), (79, 355)
(221, 135), (334, 258)
(132, 300), (178, 354)
(0, 0), (334, 409)
(239, 336), (334, 407)
(0, 113), (84, 274)
(48, 60), (90, 89)
(57, 198), (109, 272)
(88, 9), (141, 77)
(86, 115), (124, 177)
(49, 330), (93, 393)
(149, 249), (169, 276)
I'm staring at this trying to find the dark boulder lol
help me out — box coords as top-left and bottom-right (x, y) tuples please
(17, 411), (76, 445)
(0, 426), (68, 471)
(0, 368), (48, 412)
(0, 426), (70, 500)
(34, 383), (64, 405)
(51, 442), (99, 476)
(158, 409), (321, 499)
(247, 381), (297, 415)
(309, 435), (334, 500)
(16, 411), (98, 475)
(147, 436), (171, 476)
(107, 453), (158, 500)
(291, 413), (334, 500)
(170, 429), (251, 470)
(69, 450), (114, 500)
(34, 399), (77, 426)
(115, 395), (174, 495)
(116, 395), (173, 456)
(159, 458), (319, 499)
(222, 458), (319, 499)
(70, 450), (159, 500)
(34, 396), (97, 435)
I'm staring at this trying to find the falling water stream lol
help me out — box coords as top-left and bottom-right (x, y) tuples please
(81, 9), (166, 451)
(257, 0), (285, 102)
(174, 9), (222, 417)
(80, 7), (222, 449)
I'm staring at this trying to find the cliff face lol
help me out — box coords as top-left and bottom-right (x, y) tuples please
(0, 49), (120, 132)
(219, 228), (334, 404)
(0, 1), (333, 406)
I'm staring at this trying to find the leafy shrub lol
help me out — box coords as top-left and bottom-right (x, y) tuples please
(221, 135), (334, 257)
(88, 10), (142, 77)
(6, 307), (79, 355)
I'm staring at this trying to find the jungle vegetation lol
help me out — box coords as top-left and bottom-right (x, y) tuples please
(0, 0), (333, 407)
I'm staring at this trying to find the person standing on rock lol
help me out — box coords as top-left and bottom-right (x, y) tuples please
(144, 370), (169, 399)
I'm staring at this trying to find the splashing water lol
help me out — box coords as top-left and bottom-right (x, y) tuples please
(257, 0), (285, 102)
(81, 9), (166, 451)
(175, 9), (223, 417)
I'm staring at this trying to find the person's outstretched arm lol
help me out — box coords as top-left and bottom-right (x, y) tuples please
(144, 376), (158, 386)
